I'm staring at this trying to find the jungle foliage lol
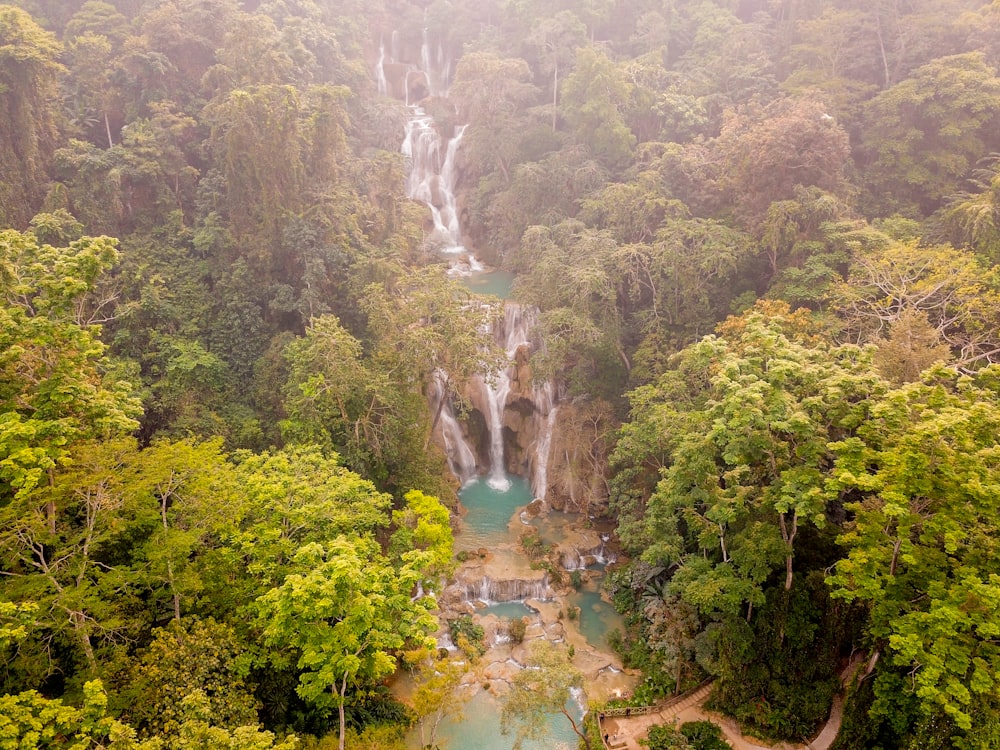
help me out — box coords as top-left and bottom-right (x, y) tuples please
(2, 0), (1000, 747)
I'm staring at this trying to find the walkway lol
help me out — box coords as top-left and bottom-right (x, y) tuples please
(598, 656), (863, 750)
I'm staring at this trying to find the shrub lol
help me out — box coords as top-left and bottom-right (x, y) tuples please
(680, 721), (731, 750)
(645, 724), (690, 750)
(448, 616), (485, 658)
(507, 617), (528, 644)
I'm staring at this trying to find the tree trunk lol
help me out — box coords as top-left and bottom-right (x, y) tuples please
(338, 674), (349, 750)
(778, 512), (798, 591)
(160, 496), (181, 621)
(104, 110), (114, 149)
(425, 375), (450, 450)
(551, 62), (558, 133)
(70, 610), (98, 674)
(864, 649), (880, 678)
(562, 708), (591, 750)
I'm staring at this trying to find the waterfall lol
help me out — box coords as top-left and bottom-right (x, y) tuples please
(381, 30), (560, 493)
(383, 27), (476, 266)
(375, 37), (387, 95)
(482, 305), (535, 490)
(465, 576), (551, 603)
(531, 381), (557, 501)
(431, 370), (477, 483)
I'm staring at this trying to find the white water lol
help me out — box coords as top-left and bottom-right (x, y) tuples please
(431, 370), (477, 483)
(531, 381), (558, 501)
(383, 31), (560, 496)
(483, 305), (536, 490)
(402, 112), (468, 253)
(375, 37), (387, 95)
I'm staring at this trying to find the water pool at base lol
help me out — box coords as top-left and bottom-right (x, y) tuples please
(479, 601), (537, 619)
(456, 476), (534, 550)
(408, 473), (617, 749)
(461, 269), (515, 299)
(568, 589), (625, 651)
(420, 688), (583, 750)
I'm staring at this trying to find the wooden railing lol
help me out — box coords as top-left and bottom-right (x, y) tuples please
(597, 679), (715, 749)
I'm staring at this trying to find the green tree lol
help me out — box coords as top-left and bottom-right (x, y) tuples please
(451, 51), (538, 185)
(524, 11), (587, 132)
(500, 639), (589, 750)
(937, 153), (1000, 263)
(0, 229), (140, 506)
(255, 540), (437, 750)
(390, 489), (455, 586)
(858, 52), (1000, 216)
(828, 366), (1000, 743)
(560, 46), (635, 169)
(409, 653), (469, 750)
(119, 617), (258, 739)
(643, 309), (884, 596)
(227, 445), (393, 599)
(125, 438), (239, 623)
(0, 5), (63, 228)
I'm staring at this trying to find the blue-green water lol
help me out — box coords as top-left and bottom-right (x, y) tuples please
(429, 687), (583, 750)
(480, 601), (537, 619)
(462, 269), (515, 299)
(408, 472), (607, 750)
(457, 476), (534, 550)
(568, 589), (624, 651)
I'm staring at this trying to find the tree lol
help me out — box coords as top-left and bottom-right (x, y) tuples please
(119, 617), (259, 739)
(125, 438), (239, 624)
(858, 52), (1000, 216)
(0, 6), (63, 228)
(560, 47), (635, 170)
(828, 366), (1000, 744)
(409, 653), (469, 750)
(254, 540), (437, 750)
(936, 153), (1000, 263)
(451, 51), (539, 185)
(1, 229), (140, 515)
(643, 307), (884, 594)
(524, 11), (587, 132)
(645, 723), (691, 750)
(830, 239), (1000, 372)
(501, 639), (589, 750)
(390, 489), (455, 587)
(712, 96), (851, 229)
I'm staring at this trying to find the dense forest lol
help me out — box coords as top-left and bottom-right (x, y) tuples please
(2, 0), (999, 748)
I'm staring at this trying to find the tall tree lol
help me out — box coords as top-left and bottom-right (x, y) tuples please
(254, 540), (437, 750)
(0, 6), (63, 228)
(500, 640), (589, 750)
(858, 52), (1000, 216)
(828, 366), (1000, 746)
(560, 46), (635, 169)
(0, 229), (140, 505)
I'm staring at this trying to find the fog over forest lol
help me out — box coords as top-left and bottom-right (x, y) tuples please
(2, 1), (999, 748)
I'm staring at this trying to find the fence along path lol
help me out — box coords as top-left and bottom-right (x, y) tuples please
(598, 680), (715, 749)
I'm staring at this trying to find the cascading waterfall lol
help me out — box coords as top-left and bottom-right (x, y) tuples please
(483, 305), (535, 491)
(430, 370), (477, 483)
(531, 381), (558, 501)
(379, 28), (558, 497)
(402, 116), (468, 254)
(465, 576), (551, 603)
(375, 37), (387, 95)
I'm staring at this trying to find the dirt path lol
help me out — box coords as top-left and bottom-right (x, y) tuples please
(599, 657), (861, 750)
